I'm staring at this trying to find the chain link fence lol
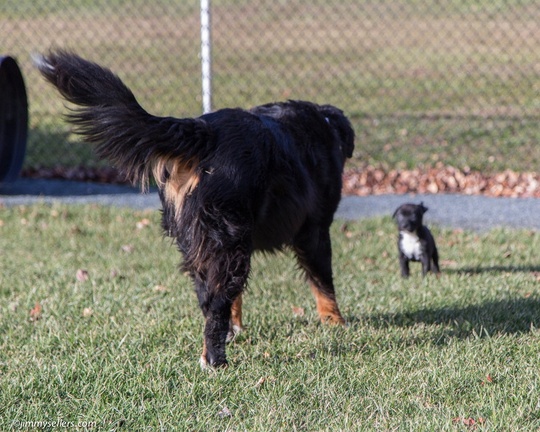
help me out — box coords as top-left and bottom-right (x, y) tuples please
(2, 0), (539, 176)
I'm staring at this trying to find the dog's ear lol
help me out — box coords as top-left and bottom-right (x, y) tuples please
(392, 207), (400, 219)
(420, 202), (428, 214)
(319, 105), (355, 159)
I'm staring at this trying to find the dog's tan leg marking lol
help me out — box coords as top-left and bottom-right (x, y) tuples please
(227, 294), (244, 342)
(199, 332), (209, 370)
(310, 283), (346, 325)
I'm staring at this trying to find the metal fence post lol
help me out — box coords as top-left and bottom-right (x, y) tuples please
(200, 0), (212, 114)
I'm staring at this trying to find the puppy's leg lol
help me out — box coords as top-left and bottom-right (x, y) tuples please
(432, 246), (441, 275)
(421, 254), (431, 277)
(294, 225), (345, 325)
(399, 253), (410, 278)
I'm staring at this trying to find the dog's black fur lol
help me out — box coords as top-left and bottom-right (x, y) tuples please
(37, 50), (355, 368)
(392, 202), (440, 278)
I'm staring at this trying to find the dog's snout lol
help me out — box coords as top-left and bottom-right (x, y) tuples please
(403, 222), (414, 232)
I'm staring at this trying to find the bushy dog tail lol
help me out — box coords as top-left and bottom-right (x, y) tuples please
(35, 50), (210, 189)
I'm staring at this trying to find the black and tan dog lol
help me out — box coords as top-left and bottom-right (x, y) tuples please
(392, 202), (440, 278)
(36, 50), (355, 368)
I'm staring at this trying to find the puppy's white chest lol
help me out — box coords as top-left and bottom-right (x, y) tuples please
(400, 231), (423, 260)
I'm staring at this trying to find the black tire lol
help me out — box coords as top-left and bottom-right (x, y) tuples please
(0, 56), (28, 183)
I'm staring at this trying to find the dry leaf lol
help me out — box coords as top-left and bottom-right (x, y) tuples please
(342, 165), (540, 198)
(76, 269), (89, 282)
(292, 306), (305, 317)
(255, 377), (266, 388)
(452, 417), (485, 428)
(340, 223), (353, 238)
(82, 307), (94, 318)
(453, 417), (475, 426)
(22, 164), (540, 198)
(254, 376), (276, 388)
(463, 418), (475, 427)
(153, 285), (168, 293)
(136, 218), (151, 229)
(121, 244), (134, 253)
(217, 406), (232, 418)
(29, 303), (42, 321)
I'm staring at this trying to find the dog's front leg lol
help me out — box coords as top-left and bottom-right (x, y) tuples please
(431, 246), (441, 275)
(194, 276), (231, 368)
(201, 305), (231, 369)
(399, 253), (410, 278)
(420, 254), (431, 277)
(194, 245), (251, 369)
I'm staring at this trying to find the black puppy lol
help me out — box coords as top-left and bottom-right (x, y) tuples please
(36, 50), (355, 369)
(392, 202), (440, 278)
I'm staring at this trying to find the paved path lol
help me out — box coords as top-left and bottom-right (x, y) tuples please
(1, 179), (540, 231)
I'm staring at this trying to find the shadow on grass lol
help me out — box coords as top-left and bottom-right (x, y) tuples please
(357, 297), (540, 341)
(445, 265), (540, 275)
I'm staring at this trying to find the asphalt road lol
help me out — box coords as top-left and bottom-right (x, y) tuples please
(1, 178), (540, 231)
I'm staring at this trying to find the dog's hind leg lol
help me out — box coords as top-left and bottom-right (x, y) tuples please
(421, 255), (431, 277)
(431, 247), (441, 275)
(294, 225), (345, 325)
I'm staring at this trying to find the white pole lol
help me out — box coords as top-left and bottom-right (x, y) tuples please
(200, 0), (212, 114)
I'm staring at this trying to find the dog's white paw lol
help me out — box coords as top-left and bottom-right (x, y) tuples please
(199, 355), (228, 371)
(226, 324), (244, 343)
(199, 355), (216, 372)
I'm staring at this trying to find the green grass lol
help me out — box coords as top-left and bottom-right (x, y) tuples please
(2, 0), (539, 172)
(1, 204), (539, 430)
(354, 116), (540, 172)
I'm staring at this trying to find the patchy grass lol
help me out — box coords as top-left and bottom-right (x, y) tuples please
(1, 204), (539, 430)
